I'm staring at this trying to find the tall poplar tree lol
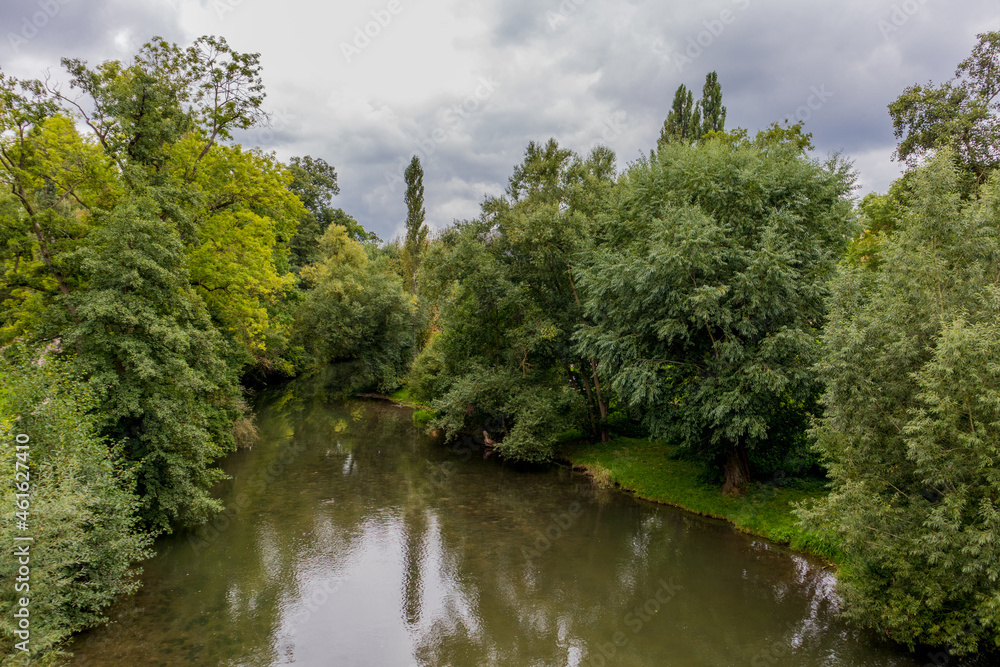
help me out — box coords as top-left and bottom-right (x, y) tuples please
(658, 72), (726, 144)
(699, 71), (727, 134)
(402, 155), (429, 294)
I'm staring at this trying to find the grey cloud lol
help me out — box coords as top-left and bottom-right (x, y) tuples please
(3, 0), (999, 240)
(1, 0), (186, 76)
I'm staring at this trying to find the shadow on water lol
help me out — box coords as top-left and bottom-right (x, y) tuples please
(69, 367), (989, 666)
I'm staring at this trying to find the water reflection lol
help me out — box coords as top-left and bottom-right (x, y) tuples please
(71, 368), (940, 666)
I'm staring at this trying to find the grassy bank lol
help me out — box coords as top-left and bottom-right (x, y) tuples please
(564, 436), (840, 562)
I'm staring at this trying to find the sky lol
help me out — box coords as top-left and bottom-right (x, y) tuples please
(2, 0), (998, 241)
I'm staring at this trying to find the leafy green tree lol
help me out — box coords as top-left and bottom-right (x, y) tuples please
(166, 137), (302, 364)
(0, 344), (152, 661)
(799, 153), (1000, 654)
(402, 155), (429, 294)
(575, 137), (854, 493)
(413, 140), (618, 459)
(659, 72), (726, 144)
(699, 71), (727, 134)
(58, 35), (266, 174)
(889, 31), (1000, 189)
(65, 197), (241, 532)
(0, 75), (118, 341)
(296, 224), (414, 390)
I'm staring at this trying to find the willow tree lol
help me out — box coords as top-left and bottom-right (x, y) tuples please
(576, 136), (854, 494)
(799, 153), (1000, 654)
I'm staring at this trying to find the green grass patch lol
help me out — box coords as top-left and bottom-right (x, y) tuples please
(388, 387), (413, 403)
(565, 436), (840, 562)
(412, 408), (435, 427)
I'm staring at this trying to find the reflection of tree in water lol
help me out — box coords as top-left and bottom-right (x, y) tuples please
(258, 370), (915, 666)
(73, 367), (927, 667)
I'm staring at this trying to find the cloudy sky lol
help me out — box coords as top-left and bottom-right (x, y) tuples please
(2, 0), (998, 240)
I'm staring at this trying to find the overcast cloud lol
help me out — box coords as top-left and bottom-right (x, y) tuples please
(2, 0), (998, 240)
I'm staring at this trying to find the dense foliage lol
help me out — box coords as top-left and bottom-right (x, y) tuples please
(412, 140), (617, 461)
(0, 346), (152, 663)
(2, 25), (1000, 664)
(576, 136), (855, 493)
(800, 154), (1000, 654)
(295, 224), (414, 390)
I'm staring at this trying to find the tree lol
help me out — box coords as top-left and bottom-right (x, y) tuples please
(0, 75), (118, 341)
(402, 155), (429, 294)
(66, 197), (241, 532)
(799, 153), (1000, 654)
(57, 35), (266, 174)
(412, 140), (618, 459)
(296, 224), (414, 390)
(699, 71), (727, 134)
(889, 31), (1000, 189)
(659, 84), (700, 144)
(0, 344), (152, 661)
(575, 137), (855, 494)
(285, 155), (377, 271)
(658, 72), (726, 144)
(166, 137), (303, 364)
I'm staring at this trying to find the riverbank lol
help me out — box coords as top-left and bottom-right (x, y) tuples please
(382, 390), (840, 562)
(564, 436), (840, 562)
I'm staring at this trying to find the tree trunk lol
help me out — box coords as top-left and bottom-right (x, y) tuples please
(572, 362), (598, 439)
(722, 442), (751, 496)
(589, 358), (610, 443)
(567, 268), (611, 444)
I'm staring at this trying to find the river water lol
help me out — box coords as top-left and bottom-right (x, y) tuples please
(70, 368), (940, 666)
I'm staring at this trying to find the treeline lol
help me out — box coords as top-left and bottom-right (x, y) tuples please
(0, 36), (411, 661)
(405, 33), (1000, 656)
(1, 29), (999, 662)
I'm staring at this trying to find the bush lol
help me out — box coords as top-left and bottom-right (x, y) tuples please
(0, 344), (152, 664)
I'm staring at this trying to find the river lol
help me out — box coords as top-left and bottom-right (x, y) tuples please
(69, 367), (945, 666)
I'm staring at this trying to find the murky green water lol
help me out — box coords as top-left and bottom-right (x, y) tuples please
(70, 368), (944, 666)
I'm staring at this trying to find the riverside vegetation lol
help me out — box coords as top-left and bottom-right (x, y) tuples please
(2, 31), (1000, 663)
